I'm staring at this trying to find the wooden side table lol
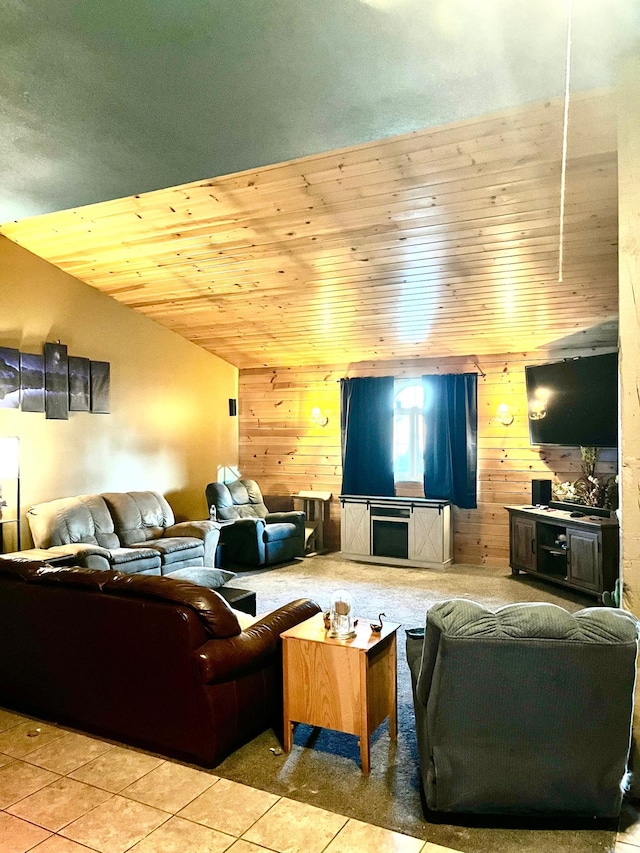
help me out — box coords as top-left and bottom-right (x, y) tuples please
(291, 491), (332, 554)
(281, 612), (399, 774)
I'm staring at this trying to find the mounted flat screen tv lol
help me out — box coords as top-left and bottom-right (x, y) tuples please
(525, 353), (618, 447)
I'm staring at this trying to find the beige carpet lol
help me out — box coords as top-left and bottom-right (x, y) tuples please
(214, 554), (619, 853)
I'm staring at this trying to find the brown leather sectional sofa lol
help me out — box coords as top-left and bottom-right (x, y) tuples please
(0, 557), (320, 767)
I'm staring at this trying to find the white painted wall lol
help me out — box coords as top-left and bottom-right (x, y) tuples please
(0, 235), (238, 549)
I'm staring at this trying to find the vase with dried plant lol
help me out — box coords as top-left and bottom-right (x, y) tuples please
(552, 447), (618, 512)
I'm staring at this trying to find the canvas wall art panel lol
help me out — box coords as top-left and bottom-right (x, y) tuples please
(90, 361), (110, 413)
(69, 356), (90, 412)
(0, 347), (20, 409)
(20, 353), (45, 412)
(44, 342), (69, 420)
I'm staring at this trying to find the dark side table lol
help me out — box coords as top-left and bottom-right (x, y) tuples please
(216, 586), (257, 616)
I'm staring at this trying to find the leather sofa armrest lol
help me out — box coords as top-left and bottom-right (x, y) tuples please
(196, 597), (321, 683)
(266, 511), (305, 536)
(164, 520), (221, 567)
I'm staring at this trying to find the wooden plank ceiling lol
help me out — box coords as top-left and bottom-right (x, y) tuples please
(0, 90), (618, 369)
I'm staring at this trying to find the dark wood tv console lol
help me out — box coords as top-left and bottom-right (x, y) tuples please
(505, 505), (619, 598)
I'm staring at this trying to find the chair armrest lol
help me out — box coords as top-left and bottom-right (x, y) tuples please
(225, 517), (265, 529)
(44, 544), (111, 570)
(266, 511), (306, 536)
(266, 511), (305, 524)
(196, 597), (321, 683)
(164, 520), (221, 567)
(219, 517), (266, 565)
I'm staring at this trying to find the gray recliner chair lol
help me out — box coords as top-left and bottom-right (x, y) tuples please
(205, 479), (305, 569)
(406, 599), (639, 818)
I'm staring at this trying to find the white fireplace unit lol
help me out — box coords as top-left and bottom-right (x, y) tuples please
(339, 495), (453, 569)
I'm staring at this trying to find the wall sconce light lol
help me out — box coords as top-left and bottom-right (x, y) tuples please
(311, 407), (329, 427)
(496, 404), (514, 426)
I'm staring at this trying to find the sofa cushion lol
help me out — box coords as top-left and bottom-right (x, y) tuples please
(134, 537), (204, 566)
(263, 522), (299, 543)
(28, 494), (120, 550)
(107, 548), (162, 574)
(102, 491), (175, 545)
(165, 567), (235, 589)
(103, 572), (241, 638)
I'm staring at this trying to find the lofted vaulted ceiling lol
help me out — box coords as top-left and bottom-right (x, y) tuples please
(0, 91), (618, 369)
(1, 2), (635, 369)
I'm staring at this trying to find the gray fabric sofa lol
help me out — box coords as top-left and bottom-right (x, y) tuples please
(205, 479), (305, 569)
(27, 491), (220, 575)
(406, 599), (639, 818)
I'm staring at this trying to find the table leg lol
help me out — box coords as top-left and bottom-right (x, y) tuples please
(358, 736), (371, 775)
(359, 654), (371, 774)
(284, 720), (293, 753)
(388, 633), (398, 741)
(283, 639), (293, 753)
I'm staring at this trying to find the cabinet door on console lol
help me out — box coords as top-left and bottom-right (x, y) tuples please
(341, 501), (370, 556)
(409, 506), (444, 563)
(567, 528), (601, 592)
(510, 516), (537, 572)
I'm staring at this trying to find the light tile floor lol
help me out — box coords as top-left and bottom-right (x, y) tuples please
(617, 804), (640, 851)
(0, 708), (464, 853)
(3, 706), (638, 853)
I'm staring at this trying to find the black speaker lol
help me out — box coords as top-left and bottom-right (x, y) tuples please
(531, 479), (552, 505)
(228, 398), (237, 417)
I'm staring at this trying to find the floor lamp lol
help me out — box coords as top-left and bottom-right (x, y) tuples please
(0, 436), (21, 553)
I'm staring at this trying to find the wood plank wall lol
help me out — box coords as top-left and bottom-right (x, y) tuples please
(239, 347), (617, 567)
(616, 52), (640, 794)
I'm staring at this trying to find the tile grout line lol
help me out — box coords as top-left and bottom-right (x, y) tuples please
(2, 747), (440, 853)
(316, 814), (351, 853)
(119, 762), (221, 814)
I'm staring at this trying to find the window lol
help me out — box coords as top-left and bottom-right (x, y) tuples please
(393, 381), (425, 483)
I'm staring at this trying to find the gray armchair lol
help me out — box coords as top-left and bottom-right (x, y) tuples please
(206, 479), (305, 569)
(406, 599), (639, 818)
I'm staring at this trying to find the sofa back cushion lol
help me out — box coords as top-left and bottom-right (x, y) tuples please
(102, 491), (175, 545)
(209, 479), (269, 521)
(27, 495), (120, 549)
(0, 558), (241, 639)
(103, 572), (241, 638)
